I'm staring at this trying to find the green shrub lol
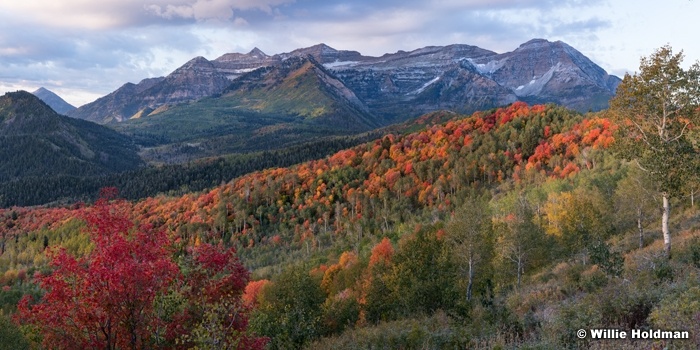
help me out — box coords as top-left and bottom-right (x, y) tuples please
(321, 294), (360, 336)
(579, 266), (609, 292)
(674, 236), (700, 269)
(649, 286), (700, 347)
(548, 297), (601, 348)
(0, 315), (29, 350)
(306, 312), (470, 350)
(589, 241), (624, 277)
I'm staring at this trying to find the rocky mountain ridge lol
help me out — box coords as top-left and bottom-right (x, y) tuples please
(468, 39), (621, 110)
(68, 39), (620, 124)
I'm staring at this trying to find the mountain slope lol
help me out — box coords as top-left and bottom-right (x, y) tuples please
(92, 102), (616, 269)
(67, 56), (231, 123)
(121, 102), (609, 240)
(222, 56), (376, 129)
(32, 87), (76, 115)
(67, 77), (165, 124)
(112, 57), (379, 163)
(0, 91), (142, 181)
(469, 39), (621, 111)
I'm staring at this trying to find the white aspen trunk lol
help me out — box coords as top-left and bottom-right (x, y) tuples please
(637, 207), (644, 249)
(662, 194), (671, 259)
(692, 190), (695, 208)
(516, 255), (522, 290)
(467, 256), (473, 302)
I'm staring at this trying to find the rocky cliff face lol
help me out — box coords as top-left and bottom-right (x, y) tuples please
(68, 78), (162, 123)
(325, 44), (514, 120)
(213, 48), (280, 80)
(143, 56), (231, 105)
(468, 39), (620, 111)
(68, 57), (230, 123)
(69, 39), (620, 125)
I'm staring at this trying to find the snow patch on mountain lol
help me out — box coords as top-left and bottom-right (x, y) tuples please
(512, 63), (560, 96)
(409, 76), (441, 95)
(221, 67), (263, 80)
(468, 58), (507, 75)
(323, 61), (360, 69)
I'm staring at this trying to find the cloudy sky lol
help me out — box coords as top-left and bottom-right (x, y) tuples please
(1, 0), (698, 107)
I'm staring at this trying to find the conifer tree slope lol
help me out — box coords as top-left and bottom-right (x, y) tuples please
(0, 91), (142, 181)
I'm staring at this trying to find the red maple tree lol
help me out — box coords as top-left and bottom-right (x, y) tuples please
(17, 194), (178, 349)
(16, 190), (266, 350)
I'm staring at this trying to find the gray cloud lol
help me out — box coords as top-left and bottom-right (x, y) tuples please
(251, 0), (610, 54)
(145, 0), (294, 21)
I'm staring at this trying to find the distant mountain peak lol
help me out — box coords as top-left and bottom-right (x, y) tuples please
(284, 43), (364, 64)
(248, 47), (268, 58)
(30, 87), (76, 115)
(182, 56), (211, 67)
(314, 43), (337, 52)
(516, 39), (572, 52)
(519, 38), (552, 47)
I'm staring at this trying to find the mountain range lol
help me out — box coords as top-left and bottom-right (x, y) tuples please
(68, 39), (621, 125)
